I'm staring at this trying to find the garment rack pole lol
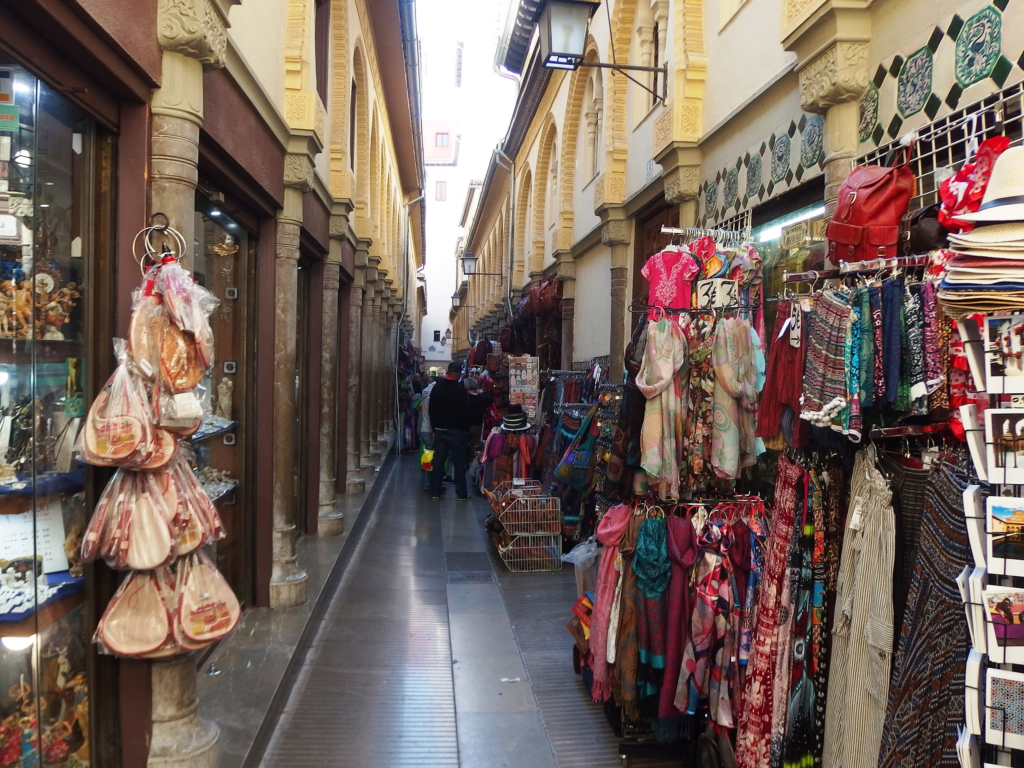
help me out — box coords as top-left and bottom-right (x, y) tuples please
(782, 254), (931, 284)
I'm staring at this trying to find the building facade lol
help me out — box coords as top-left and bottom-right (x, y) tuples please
(0, 0), (423, 765)
(456, 0), (1022, 379)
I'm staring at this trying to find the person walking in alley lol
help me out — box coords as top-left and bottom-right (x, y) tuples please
(428, 360), (471, 500)
(464, 377), (494, 494)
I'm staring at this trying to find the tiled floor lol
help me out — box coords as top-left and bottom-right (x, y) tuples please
(257, 456), (683, 768)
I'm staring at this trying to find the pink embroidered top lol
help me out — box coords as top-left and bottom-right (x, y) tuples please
(642, 248), (699, 314)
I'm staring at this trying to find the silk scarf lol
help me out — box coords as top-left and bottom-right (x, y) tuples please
(590, 503), (633, 702)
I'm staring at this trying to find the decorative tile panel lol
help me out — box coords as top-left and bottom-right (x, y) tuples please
(859, 0), (1024, 153)
(698, 113), (825, 227)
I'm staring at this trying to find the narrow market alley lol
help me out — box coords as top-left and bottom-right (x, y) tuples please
(254, 455), (679, 768)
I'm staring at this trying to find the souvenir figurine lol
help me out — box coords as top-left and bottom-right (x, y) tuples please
(12, 281), (32, 336)
(64, 525), (84, 578)
(216, 378), (233, 420)
(0, 280), (14, 338)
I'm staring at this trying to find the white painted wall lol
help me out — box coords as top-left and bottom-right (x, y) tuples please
(228, 0), (287, 113)
(573, 245), (612, 361)
(701, 0), (795, 135)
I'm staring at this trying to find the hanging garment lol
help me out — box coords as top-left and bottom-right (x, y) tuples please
(814, 460), (845, 767)
(801, 288), (855, 426)
(642, 248), (700, 313)
(832, 303), (862, 441)
(657, 516), (700, 741)
(881, 276), (904, 405)
(869, 284), (886, 404)
(822, 447), (895, 768)
(857, 286), (875, 410)
(905, 284), (929, 414)
(712, 318), (758, 480)
(613, 511), (644, 718)
(590, 503), (633, 702)
(879, 454), (929, 647)
(675, 519), (736, 728)
(481, 430), (537, 490)
(735, 456), (802, 768)
(637, 317), (690, 499)
(757, 301), (807, 448)
(685, 326), (717, 492)
(634, 515), (670, 718)
(878, 465), (971, 768)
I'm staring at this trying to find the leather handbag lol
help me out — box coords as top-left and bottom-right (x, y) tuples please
(898, 202), (949, 256)
(826, 144), (916, 263)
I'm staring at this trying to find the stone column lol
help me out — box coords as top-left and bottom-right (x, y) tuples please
(601, 213), (632, 384)
(360, 258), (380, 467)
(317, 219), (346, 535)
(381, 279), (395, 440)
(148, 3), (228, 766)
(269, 166), (311, 609)
(346, 242), (369, 493)
(556, 253), (576, 370)
(796, 41), (870, 219)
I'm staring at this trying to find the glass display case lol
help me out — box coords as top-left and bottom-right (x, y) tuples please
(191, 199), (254, 603)
(0, 59), (111, 768)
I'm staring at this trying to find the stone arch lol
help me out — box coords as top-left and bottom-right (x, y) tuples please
(557, 39), (601, 250)
(348, 45), (370, 235)
(531, 118), (558, 275)
(514, 166), (532, 287)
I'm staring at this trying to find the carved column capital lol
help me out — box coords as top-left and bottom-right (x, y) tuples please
(600, 217), (631, 247)
(329, 213), (350, 240)
(157, 0), (228, 69)
(284, 153), (315, 192)
(798, 41), (870, 113)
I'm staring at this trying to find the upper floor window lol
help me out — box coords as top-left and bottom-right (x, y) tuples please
(434, 330), (441, 342)
(315, 0), (330, 106)
(436, 132), (450, 147)
(436, 180), (447, 201)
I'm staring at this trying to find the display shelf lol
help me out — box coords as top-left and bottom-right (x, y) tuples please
(190, 416), (238, 443)
(203, 480), (238, 504)
(0, 571), (86, 636)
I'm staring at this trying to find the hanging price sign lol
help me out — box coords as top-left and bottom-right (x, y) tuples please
(696, 279), (738, 309)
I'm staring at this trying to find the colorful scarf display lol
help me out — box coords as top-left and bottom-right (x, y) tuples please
(637, 316), (690, 498)
(590, 503), (633, 702)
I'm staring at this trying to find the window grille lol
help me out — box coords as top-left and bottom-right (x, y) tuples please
(716, 210), (752, 242)
(859, 81), (1024, 212)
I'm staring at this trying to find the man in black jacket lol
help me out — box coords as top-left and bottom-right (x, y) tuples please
(428, 361), (471, 500)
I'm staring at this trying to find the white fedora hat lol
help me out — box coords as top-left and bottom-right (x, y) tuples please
(950, 221), (1024, 245)
(959, 146), (1024, 223)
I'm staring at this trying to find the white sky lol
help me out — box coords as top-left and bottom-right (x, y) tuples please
(417, 0), (518, 362)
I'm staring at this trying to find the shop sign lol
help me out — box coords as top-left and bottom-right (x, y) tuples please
(0, 70), (12, 104)
(0, 105), (18, 132)
(780, 221), (809, 250)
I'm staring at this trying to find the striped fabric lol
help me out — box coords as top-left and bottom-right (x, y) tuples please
(878, 465), (970, 768)
(822, 447), (895, 768)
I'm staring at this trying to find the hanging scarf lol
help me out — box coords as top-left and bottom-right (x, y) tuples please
(590, 503), (633, 702)
(637, 316), (689, 498)
(614, 512), (644, 719)
(675, 519), (736, 728)
(712, 318), (758, 479)
(634, 515), (670, 717)
(736, 456), (801, 768)
(685, 327), (717, 493)
(768, 480), (801, 768)
(658, 516), (700, 741)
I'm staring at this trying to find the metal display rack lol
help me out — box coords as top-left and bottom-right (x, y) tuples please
(488, 480), (563, 573)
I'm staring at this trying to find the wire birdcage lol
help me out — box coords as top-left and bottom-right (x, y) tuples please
(496, 532), (562, 573)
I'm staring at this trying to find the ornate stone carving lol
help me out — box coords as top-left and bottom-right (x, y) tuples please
(157, 0), (228, 69)
(783, 0), (827, 37)
(601, 218), (631, 246)
(678, 103), (702, 143)
(284, 154), (314, 192)
(654, 109), (673, 154)
(329, 214), (349, 240)
(663, 165), (701, 205)
(799, 42), (870, 113)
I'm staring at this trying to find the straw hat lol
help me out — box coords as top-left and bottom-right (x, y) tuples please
(959, 146), (1024, 223)
(949, 221), (1024, 245)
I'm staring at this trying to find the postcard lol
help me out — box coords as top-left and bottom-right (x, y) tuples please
(985, 315), (1024, 394)
(965, 485), (986, 568)
(984, 409), (1024, 485)
(988, 496), (1024, 577)
(961, 405), (988, 483)
(986, 668), (1024, 750)
(984, 586), (1024, 664)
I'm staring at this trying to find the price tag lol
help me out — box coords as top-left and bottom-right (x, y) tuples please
(696, 279), (739, 309)
(848, 499), (864, 531)
(789, 302), (802, 348)
(777, 317), (792, 340)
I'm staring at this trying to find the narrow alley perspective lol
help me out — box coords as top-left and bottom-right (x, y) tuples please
(1, 0), (1022, 766)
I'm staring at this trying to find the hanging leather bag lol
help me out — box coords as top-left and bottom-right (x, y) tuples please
(898, 202), (949, 256)
(826, 143), (916, 263)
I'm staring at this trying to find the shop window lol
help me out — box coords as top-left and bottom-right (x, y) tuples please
(193, 197), (256, 602)
(435, 132), (449, 148)
(436, 180), (446, 201)
(752, 202), (827, 346)
(0, 60), (115, 766)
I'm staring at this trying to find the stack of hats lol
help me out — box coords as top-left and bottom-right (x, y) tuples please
(501, 404), (531, 432)
(940, 146), (1024, 314)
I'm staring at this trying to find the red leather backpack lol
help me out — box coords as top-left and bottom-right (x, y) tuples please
(826, 145), (916, 263)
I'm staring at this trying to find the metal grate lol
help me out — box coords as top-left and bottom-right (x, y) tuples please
(713, 209), (752, 240)
(860, 81), (1024, 212)
(495, 532), (563, 572)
